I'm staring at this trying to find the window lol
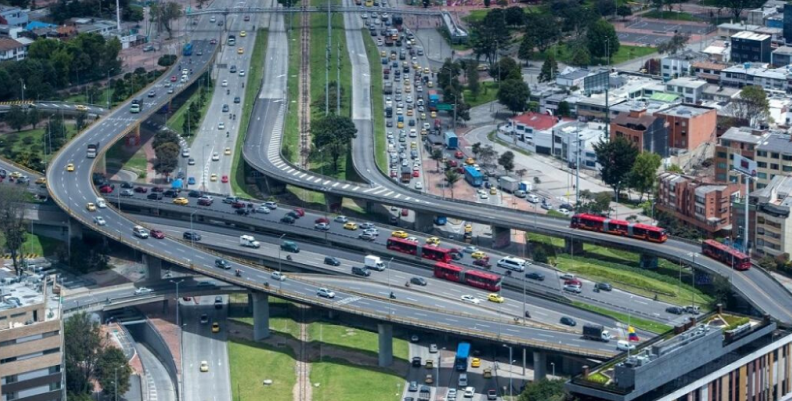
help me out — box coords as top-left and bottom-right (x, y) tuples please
(783, 165), (792, 172)
(717, 162), (727, 169)
(772, 163), (780, 170)
(718, 152), (727, 158)
(758, 151), (768, 157)
(758, 162), (767, 168)
(783, 155), (792, 161)
(772, 152), (780, 159)
(758, 172), (768, 179)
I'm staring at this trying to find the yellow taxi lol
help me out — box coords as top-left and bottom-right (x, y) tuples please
(487, 293), (505, 303)
(35, 177), (46, 185)
(212, 322), (220, 333)
(210, 173), (218, 181)
(423, 67), (431, 74)
(392, 230), (409, 239)
(407, 109), (413, 116)
(490, 187), (497, 195)
(471, 251), (488, 260)
(430, 111), (437, 118)
(224, 147), (232, 155)
(427, 81), (434, 88)
(465, 157), (475, 165)
(426, 236), (440, 246)
(380, 50), (387, 57)
(75, 105), (88, 111)
(471, 357), (481, 368)
(405, 85), (411, 93)
(237, 47), (244, 54)
(464, 223), (473, 233)
(239, 30), (247, 37)
(343, 222), (359, 230)
(410, 142), (417, 149)
(420, 113), (426, 121)
(86, 202), (97, 212)
(200, 361), (209, 372)
(412, 62), (419, 69)
(9, 171), (22, 179)
(397, 121), (404, 129)
(173, 197), (189, 205)
(65, 163), (75, 172)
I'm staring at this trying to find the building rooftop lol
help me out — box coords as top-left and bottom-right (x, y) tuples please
(658, 104), (714, 118)
(720, 22), (762, 32)
(667, 77), (708, 89)
(773, 46), (792, 55)
(752, 175), (792, 210)
(702, 84), (741, 98)
(757, 132), (792, 155)
(0, 36), (22, 52)
(558, 69), (592, 81)
(0, 271), (59, 328)
(692, 61), (728, 70)
(509, 112), (558, 131)
(611, 111), (659, 130)
(732, 30), (771, 41)
(721, 126), (768, 144)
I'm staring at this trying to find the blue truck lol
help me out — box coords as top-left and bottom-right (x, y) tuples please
(454, 342), (471, 372)
(444, 131), (458, 150)
(182, 42), (193, 56)
(464, 166), (483, 187)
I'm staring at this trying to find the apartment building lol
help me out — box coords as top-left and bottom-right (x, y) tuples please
(771, 45), (792, 66)
(656, 172), (740, 235)
(497, 112), (560, 155)
(0, 37), (25, 61)
(551, 121), (606, 170)
(665, 77), (707, 104)
(713, 126), (766, 184)
(655, 104), (717, 151)
(610, 109), (669, 157)
(731, 31), (772, 63)
(754, 133), (792, 188)
(692, 61), (728, 84)
(0, 274), (64, 401)
(0, 5), (28, 28)
(749, 175), (792, 258)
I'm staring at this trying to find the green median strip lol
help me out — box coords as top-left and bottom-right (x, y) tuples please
(362, 33), (387, 175)
(572, 301), (673, 334)
(165, 82), (214, 147)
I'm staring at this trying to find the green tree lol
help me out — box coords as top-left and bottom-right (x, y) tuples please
(150, 1), (183, 39)
(96, 347), (132, 397)
(444, 169), (461, 198)
(75, 111), (87, 132)
(617, 5), (633, 19)
(504, 6), (526, 25)
(472, 142), (482, 156)
(498, 150), (515, 172)
(595, 0), (616, 16)
(153, 130), (181, 150)
(594, 136), (639, 199)
(5, 105), (27, 132)
(715, 0), (764, 21)
(577, 190), (613, 215)
(538, 53), (558, 82)
(478, 144), (499, 172)
(569, 45), (591, 67)
(65, 312), (103, 396)
(517, 378), (567, 401)
(497, 79), (530, 114)
(667, 164), (684, 173)
(630, 152), (662, 202)
(471, 9), (511, 63)
(0, 186), (29, 274)
(587, 19), (620, 60)
(153, 142), (180, 177)
(27, 107), (41, 129)
(518, 34), (535, 63)
(311, 114), (358, 171)
(524, 13), (559, 52)
(557, 101), (571, 117)
(657, 32), (690, 55)
(466, 63), (480, 98)
(733, 85), (769, 124)
(492, 56), (521, 81)
(431, 148), (444, 172)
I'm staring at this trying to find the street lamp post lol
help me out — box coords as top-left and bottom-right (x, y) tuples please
(278, 233), (286, 290)
(106, 68), (114, 109)
(189, 210), (198, 247)
(522, 262), (532, 319)
(551, 362), (555, 378)
(503, 344), (514, 399)
(387, 257), (394, 314)
(170, 279), (184, 326)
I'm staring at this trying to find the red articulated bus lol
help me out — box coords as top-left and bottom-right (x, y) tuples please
(570, 213), (668, 243)
(387, 237), (453, 263)
(421, 245), (453, 263)
(387, 237), (418, 255)
(434, 262), (502, 292)
(701, 239), (751, 271)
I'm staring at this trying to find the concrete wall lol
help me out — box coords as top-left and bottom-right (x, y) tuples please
(125, 320), (179, 400)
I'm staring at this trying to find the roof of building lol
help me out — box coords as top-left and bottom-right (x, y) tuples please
(0, 272), (59, 327)
(731, 30), (771, 40)
(611, 111), (659, 130)
(721, 126), (768, 144)
(752, 175), (792, 208)
(650, 92), (681, 102)
(658, 104), (715, 118)
(757, 132), (792, 154)
(702, 84), (741, 97)
(509, 112), (558, 131)
(24, 21), (54, 30)
(558, 69), (591, 81)
(720, 22), (762, 31)
(667, 77), (708, 89)
(692, 61), (728, 70)
(0, 36), (22, 52)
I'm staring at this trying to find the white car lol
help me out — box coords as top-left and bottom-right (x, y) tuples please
(222, 79), (228, 87)
(94, 216), (106, 226)
(218, 122), (225, 130)
(96, 198), (107, 208)
(463, 246), (478, 253)
(460, 295), (480, 305)
(415, 181), (423, 190)
(334, 215), (348, 223)
(409, 129), (417, 137)
(479, 192), (489, 199)
(239, 70), (246, 77)
(212, 152), (220, 161)
(616, 340), (636, 351)
(271, 271), (286, 281)
(135, 287), (152, 295)
(406, 236), (419, 242)
(563, 284), (582, 294)
(263, 201), (278, 209)
(317, 288), (336, 298)
(463, 387), (475, 398)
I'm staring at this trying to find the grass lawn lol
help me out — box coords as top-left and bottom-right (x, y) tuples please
(2, 124), (77, 167)
(105, 143), (148, 175)
(362, 33), (388, 175)
(165, 84), (214, 146)
(16, 233), (62, 257)
(230, 295), (302, 338)
(572, 301), (673, 334)
(311, 358), (403, 401)
(463, 81), (498, 108)
(64, 87), (114, 107)
(642, 10), (699, 21)
(283, 13), (302, 164)
(463, 6), (538, 24)
(231, 29), (269, 199)
(228, 339), (296, 401)
(535, 44), (656, 66)
(308, 320), (409, 360)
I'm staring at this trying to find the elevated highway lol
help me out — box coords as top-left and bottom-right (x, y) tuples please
(0, 101), (107, 115)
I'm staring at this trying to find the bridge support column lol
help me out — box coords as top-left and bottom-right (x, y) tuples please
(533, 351), (547, 380)
(378, 323), (393, 367)
(68, 218), (84, 240)
(491, 226), (511, 249)
(413, 211), (434, 233)
(252, 291), (270, 341)
(142, 254), (161, 281)
(564, 238), (584, 255)
(255, 176), (287, 195)
(325, 193), (343, 214)
(640, 254), (658, 269)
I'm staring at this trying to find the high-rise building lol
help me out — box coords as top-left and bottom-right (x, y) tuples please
(731, 31), (772, 64)
(0, 274), (64, 401)
(783, 3), (792, 44)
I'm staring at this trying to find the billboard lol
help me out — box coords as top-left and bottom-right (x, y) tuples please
(732, 153), (757, 177)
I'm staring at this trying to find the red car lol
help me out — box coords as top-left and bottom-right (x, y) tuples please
(150, 229), (165, 239)
(390, 170), (397, 178)
(315, 217), (329, 224)
(293, 208), (305, 217)
(210, 38), (217, 45)
(152, 186), (164, 193)
(474, 259), (492, 268)
(231, 201), (246, 209)
(221, 175), (229, 183)
(198, 198), (213, 206)
(456, 167), (465, 174)
(134, 186), (148, 193)
(99, 185), (114, 193)
(412, 170), (420, 177)
(454, 151), (464, 159)
(448, 160), (458, 167)
(401, 208), (409, 216)
(170, 75), (177, 82)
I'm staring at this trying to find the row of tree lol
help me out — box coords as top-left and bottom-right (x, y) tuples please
(153, 130), (182, 177)
(66, 313), (132, 400)
(594, 136), (663, 202)
(0, 111), (77, 172)
(50, 0), (143, 24)
(0, 33), (121, 101)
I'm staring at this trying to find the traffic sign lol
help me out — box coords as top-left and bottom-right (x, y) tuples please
(437, 103), (453, 111)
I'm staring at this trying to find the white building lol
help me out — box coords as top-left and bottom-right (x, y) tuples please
(666, 77), (707, 103)
(0, 36), (25, 61)
(551, 121), (606, 170)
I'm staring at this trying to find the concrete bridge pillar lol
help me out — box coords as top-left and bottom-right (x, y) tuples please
(640, 254), (659, 269)
(377, 323), (394, 367)
(491, 225), (511, 249)
(564, 238), (584, 255)
(142, 254), (162, 281)
(252, 291), (270, 341)
(533, 351), (547, 380)
(413, 211), (435, 233)
(255, 176), (286, 196)
(325, 193), (343, 214)
(68, 218), (84, 240)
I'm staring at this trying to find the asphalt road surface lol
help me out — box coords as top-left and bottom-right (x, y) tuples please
(181, 296), (233, 401)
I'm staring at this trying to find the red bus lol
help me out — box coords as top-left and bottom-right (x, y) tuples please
(387, 237), (418, 256)
(422, 245), (452, 263)
(570, 214), (668, 243)
(434, 262), (502, 292)
(701, 240), (751, 271)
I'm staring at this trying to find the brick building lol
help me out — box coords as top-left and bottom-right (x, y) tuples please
(656, 172), (741, 236)
(609, 109), (669, 157)
(655, 104), (717, 151)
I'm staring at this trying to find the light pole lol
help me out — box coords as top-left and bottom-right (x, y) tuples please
(189, 210), (198, 247)
(522, 262), (532, 319)
(503, 344), (513, 399)
(170, 279), (184, 326)
(114, 367), (118, 401)
(387, 257), (394, 314)
(551, 362), (555, 378)
(278, 233), (286, 289)
(106, 68), (114, 109)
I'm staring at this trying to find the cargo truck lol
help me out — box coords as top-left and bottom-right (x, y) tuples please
(498, 176), (518, 193)
(582, 324), (612, 342)
(364, 255), (386, 271)
(86, 143), (99, 159)
(518, 181), (533, 192)
(239, 234), (261, 248)
(401, 166), (412, 183)
(444, 131), (458, 150)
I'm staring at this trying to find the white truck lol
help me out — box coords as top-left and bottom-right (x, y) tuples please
(498, 176), (518, 193)
(364, 255), (386, 271)
(239, 235), (260, 249)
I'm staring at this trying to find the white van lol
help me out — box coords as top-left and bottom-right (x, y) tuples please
(497, 256), (527, 272)
(527, 194), (540, 203)
(181, 148), (190, 158)
(132, 225), (149, 239)
(458, 373), (468, 387)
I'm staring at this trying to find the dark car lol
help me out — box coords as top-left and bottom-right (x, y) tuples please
(560, 316), (577, 327)
(525, 271), (545, 281)
(183, 231), (202, 241)
(666, 306), (684, 315)
(233, 96), (241, 103)
(324, 256), (341, 266)
(134, 186), (148, 193)
(163, 189), (180, 198)
(487, 389), (498, 400)
(151, 186), (164, 192)
(147, 193), (163, 200)
(473, 259), (491, 268)
(188, 190), (202, 198)
(410, 277), (427, 286)
(215, 259), (231, 269)
(281, 216), (295, 224)
(412, 357), (421, 367)
(595, 282), (613, 291)
(198, 197), (213, 206)
(235, 208), (250, 215)
(121, 181), (133, 189)
(286, 211), (300, 219)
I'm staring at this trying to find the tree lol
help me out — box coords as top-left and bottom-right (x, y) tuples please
(497, 79), (530, 113)
(667, 163), (684, 173)
(65, 312), (103, 397)
(587, 19), (620, 60)
(517, 378), (567, 401)
(498, 151), (515, 172)
(504, 6), (526, 25)
(96, 347), (132, 397)
(153, 142), (180, 177)
(150, 1), (182, 39)
(517, 34), (535, 64)
(557, 101), (571, 117)
(483, 0), (490, 7)
(569, 45), (591, 67)
(594, 136), (639, 199)
(577, 190), (613, 215)
(5, 105), (27, 132)
(311, 114), (358, 171)
(471, 9), (511, 63)
(657, 31), (690, 55)
(153, 129), (180, 150)
(492, 56), (522, 81)
(0, 186), (29, 275)
(524, 14), (559, 52)
(27, 107), (41, 129)
(715, 0), (764, 21)
(444, 169), (461, 198)
(431, 148), (444, 172)
(538, 53), (558, 83)
(158, 54), (177, 67)
(629, 152), (662, 202)
(732, 85), (769, 126)
(75, 111), (87, 132)
(478, 145), (499, 172)
(617, 5), (633, 19)
(472, 142), (482, 156)
(466, 63), (480, 98)
(595, 0), (616, 16)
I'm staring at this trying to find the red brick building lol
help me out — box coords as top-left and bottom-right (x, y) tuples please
(656, 172), (741, 235)
(655, 104), (717, 151)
